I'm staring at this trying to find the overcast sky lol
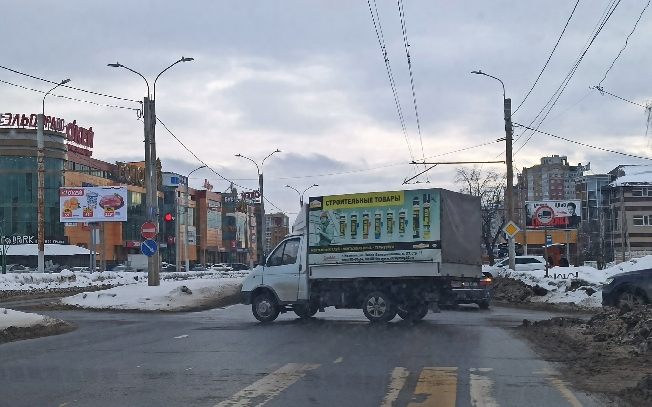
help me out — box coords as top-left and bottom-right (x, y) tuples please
(3, 0), (652, 215)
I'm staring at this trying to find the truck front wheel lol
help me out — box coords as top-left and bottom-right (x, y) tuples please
(252, 293), (280, 323)
(363, 292), (396, 322)
(397, 303), (429, 322)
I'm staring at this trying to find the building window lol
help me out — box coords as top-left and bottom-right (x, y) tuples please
(632, 188), (652, 197)
(633, 215), (652, 226)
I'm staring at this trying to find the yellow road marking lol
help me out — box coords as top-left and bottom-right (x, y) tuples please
(470, 373), (499, 407)
(380, 367), (409, 407)
(214, 363), (319, 407)
(333, 357), (343, 363)
(535, 369), (583, 407)
(408, 367), (458, 407)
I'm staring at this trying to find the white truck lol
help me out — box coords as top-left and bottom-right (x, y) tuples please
(240, 188), (482, 322)
(126, 254), (149, 271)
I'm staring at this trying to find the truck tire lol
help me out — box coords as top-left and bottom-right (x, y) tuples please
(252, 293), (280, 323)
(478, 300), (490, 310)
(363, 292), (396, 322)
(293, 304), (318, 319)
(397, 303), (429, 322)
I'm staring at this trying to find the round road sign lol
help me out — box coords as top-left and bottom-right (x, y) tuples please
(141, 221), (158, 239)
(141, 239), (158, 257)
(534, 205), (555, 226)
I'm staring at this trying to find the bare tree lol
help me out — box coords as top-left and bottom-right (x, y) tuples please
(454, 165), (506, 266)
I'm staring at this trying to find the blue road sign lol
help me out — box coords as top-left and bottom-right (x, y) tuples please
(141, 239), (158, 257)
(546, 235), (552, 245)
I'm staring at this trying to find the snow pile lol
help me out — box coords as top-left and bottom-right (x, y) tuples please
(492, 255), (652, 307)
(0, 269), (238, 291)
(61, 277), (244, 311)
(0, 308), (50, 329)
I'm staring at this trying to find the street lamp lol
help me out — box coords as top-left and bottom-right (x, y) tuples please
(108, 57), (193, 285)
(37, 78), (70, 273)
(472, 69), (515, 271)
(285, 184), (318, 207)
(235, 149), (281, 262)
(184, 165), (206, 273)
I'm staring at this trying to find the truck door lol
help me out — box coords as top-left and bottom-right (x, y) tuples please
(263, 237), (301, 302)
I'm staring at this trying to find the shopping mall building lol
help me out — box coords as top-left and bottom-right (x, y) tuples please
(0, 112), (258, 267)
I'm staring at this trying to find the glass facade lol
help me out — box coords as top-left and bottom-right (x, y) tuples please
(0, 156), (65, 237)
(123, 190), (147, 241)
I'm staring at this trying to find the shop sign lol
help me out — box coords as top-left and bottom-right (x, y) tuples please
(0, 112), (94, 156)
(125, 240), (141, 248)
(240, 190), (261, 203)
(1, 235), (68, 245)
(203, 179), (214, 191)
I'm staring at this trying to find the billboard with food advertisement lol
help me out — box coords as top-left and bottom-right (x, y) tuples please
(59, 187), (127, 222)
(525, 200), (581, 229)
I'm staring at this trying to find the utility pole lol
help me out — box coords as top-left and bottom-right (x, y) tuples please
(175, 195), (181, 272)
(504, 97), (516, 271)
(37, 113), (45, 273)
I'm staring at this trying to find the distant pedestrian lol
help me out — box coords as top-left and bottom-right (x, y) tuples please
(547, 255), (554, 268)
(559, 257), (569, 267)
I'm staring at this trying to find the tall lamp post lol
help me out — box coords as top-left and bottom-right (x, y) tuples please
(184, 165), (206, 272)
(471, 70), (515, 271)
(38, 78), (70, 273)
(285, 184), (318, 207)
(235, 149), (281, 263)
(108, 57), (193, 286)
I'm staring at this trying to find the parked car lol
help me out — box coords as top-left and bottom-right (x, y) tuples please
(229, 263), (251, 271)
(450, 272), (493, 309)
(71, 267), (90, 272)
(210, 263), (233, 272)
(602, 268), (652, 307)
(112, 265), (136, 272)
(190, 265), (209, 271)
(5, 264), (28, 273)
(490, 256), (547, 272)
(162, 264), (185, 272)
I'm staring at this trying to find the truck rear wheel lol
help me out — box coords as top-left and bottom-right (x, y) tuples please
(252, 293), (280, 323)
(363, 292), (396, 322)
(397, 303), (429, 322)
(293, 303), (318, 319)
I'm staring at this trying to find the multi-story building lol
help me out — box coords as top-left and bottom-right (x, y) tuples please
(605, 165), (652, 261)
(265, 212), (289, 253)
(521, 155), (584, 201)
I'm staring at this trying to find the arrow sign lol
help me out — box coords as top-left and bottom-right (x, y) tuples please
(141, 221), (158, 239)
(141, 239), (158, 257)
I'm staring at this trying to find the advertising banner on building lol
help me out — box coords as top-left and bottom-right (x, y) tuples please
(307, 189), (442, 265)
(59, 187), (127, 222)
(525, 200), (581, 229)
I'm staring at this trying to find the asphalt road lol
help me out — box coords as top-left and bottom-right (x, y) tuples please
(0, 304), (605, 407)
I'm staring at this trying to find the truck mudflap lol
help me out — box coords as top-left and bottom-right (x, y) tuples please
(239, 291), (252, 305)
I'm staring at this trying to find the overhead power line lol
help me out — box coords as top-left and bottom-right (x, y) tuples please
(0, 65), (139, 103)
(598, 0), (650, 87)
(513, 0), (581, 114)
(514, 123), (652, 161)
(397, 0), (428, 181)
(367, 0), (417, 170)
(592, 86), (648, 108)
(0, 79), (140, 111)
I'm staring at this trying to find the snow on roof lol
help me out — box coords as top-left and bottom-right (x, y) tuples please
(5, 244), (92, 256)
(608, 166), (652, 187)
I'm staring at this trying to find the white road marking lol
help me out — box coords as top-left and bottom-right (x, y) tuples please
(333, 357), (343, 363)
(380, 367), (409, 407)
(470, 373), (499, 407)
(174, 334), (188, 339)
(214, 363), (320, 407)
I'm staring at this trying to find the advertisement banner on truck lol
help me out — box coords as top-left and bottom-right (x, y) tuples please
(525, 200), (581, 229)
(59, 187), (127, 222)
(307, 189), (442, 265)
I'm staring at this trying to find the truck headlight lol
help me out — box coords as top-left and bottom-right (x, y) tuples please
(604, 278), (614, 285)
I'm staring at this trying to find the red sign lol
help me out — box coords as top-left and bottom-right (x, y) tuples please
(203, 179), (214, 191)
(125, 240), (141, 248)
(230, 240), (237, 250)
(141, 222), (158, 239)
(1, 112), (94, 156)
(241, 190), (261, 201)
(168, 236), (175, 245)
(534, 205), (555, 226)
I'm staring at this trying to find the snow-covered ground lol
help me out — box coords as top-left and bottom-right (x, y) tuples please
(0, 308), (52, 330)
(0, 269), (241, 291)
(488, 256), (652, 308)
(61, 277), (243, 311)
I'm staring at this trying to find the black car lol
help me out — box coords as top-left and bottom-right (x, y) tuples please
(229, 263), (251, 271)
(602, 268), (652, 307)
(450, 272), (493, 309)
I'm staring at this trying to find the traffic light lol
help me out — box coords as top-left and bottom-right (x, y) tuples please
(164, 213), (173, 222)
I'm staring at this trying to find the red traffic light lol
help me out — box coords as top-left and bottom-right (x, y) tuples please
(164, 213), (173, 222)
